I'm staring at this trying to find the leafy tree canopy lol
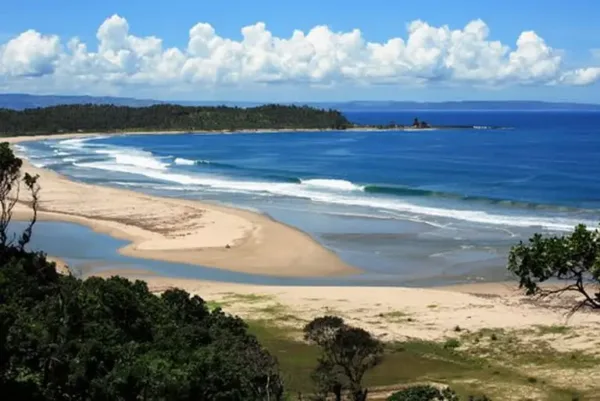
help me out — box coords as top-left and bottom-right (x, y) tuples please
(0, 143), (284, 400)
(508, 224), (600, 312)
(0, 103), (351, 135)
(304, 316), (383, 401)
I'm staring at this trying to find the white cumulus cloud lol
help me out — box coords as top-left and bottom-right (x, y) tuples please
(0, 14), (599, 95)
(560, 67), (600, 86)
(0, 30), (61, 77)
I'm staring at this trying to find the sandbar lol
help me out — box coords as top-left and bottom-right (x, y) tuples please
(6, 134), (357, 277)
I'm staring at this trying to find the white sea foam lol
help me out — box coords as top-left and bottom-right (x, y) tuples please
(300, 178), (363, 191)
(174, 157), (196, 166)
(55, 136), (108, 151)
(51, 137), (594, 232)
(72, 158), (591, 231)
(52, 136), (170, 170)
(31, 159), (58, 168)
(92, 148), (170, 170)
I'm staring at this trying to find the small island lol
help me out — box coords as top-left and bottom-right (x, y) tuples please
(0, 103), (502, 136)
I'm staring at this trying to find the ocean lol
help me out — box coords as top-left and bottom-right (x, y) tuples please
(15, 111), (600, 286)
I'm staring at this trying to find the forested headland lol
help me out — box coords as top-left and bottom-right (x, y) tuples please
(0, 103), (351, 136)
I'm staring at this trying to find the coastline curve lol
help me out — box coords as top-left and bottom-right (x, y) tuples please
(7, 133), (359, 278)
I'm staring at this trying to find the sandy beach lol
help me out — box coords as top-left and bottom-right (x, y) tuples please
(6, 133), (357, 277)
(1, 127), (399, 144)
(6, 132), (600, 398)
(7, 133), (600, 352)
(88, 270), (600, 357)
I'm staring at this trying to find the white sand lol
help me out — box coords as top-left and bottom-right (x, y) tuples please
(88, 271), (600, 355)
(6, 134), (356, 277)
(6, 133), (600, 356)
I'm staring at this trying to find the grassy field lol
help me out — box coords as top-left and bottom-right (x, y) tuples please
(248, 321), (597, 400)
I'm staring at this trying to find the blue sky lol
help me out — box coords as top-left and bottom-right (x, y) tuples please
(1, 0), (599, 102)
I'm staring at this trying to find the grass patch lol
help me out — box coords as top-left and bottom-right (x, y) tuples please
(223, 292), (274, 304)
(278, 314), (307, 324)
(258, 303), (288, 315)
(443, 338), (461, 350)
(461, 327), (600, 371)
(248, 320), (596, 400)
(378, 310), (410, 321)
(247, 321), (588, 399)
(535, 325), (570, 336)
(205, 300), (223, 311)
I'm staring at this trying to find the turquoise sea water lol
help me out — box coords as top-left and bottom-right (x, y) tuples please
(15, 111), (600, 285)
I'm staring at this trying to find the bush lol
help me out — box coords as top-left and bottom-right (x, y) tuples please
(304, 316), (383, 401)
(0, 144), (284, 400)
(387, 385), (459, 401)
(0, 250), (284, 400)
(443, 338), (461, 349)
(387, 385), (491, 401)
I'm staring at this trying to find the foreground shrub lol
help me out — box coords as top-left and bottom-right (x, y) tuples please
(0, 143), (283, 400)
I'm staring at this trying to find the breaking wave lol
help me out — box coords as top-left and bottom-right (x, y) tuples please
(25, 135), (598, 232)
(174, 157), (196, 166)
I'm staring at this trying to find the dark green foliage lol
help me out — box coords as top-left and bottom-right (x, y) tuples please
(0, 251), (284, 400)
(508, 224), (600, 311)
(386, 385), (464, 401)
(304, 316), (383, 401)
(443, 339), (460, 350)
(0, 145), (283, 400)
(0, 103), (351, 135)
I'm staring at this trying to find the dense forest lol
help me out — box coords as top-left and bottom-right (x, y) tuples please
(0, 104), (351, 135)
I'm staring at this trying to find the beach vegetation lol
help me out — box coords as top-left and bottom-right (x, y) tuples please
(0, 145), (285, 400)
(0, 142), (39, 249)
(378, 310), (410, 321)
(0, 253), (286, 400)
(508, 224), (600, 312)
(386, 385), (460, 400)
(0, 103), (351, 135)
(534, 325), (571, 335)
(443, 338), (461, 350)
(303, 316), (384, 401)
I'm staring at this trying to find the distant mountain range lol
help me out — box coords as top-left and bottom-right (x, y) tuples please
(1, 93), (600, 112)
(318, 100), (600, 111)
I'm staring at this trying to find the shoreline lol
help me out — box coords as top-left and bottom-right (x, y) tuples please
(0, 123), (504, 143)
(6, 134), (358, 277)
(88, 270), (600, 354)
(8, 133), (600, 359)
(2, 128), (404, 143)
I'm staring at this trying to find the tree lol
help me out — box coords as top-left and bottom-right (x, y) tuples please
(508, 224), (600, 312)
(304, 316), (383, 401)
(0, 142), (39, 250)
